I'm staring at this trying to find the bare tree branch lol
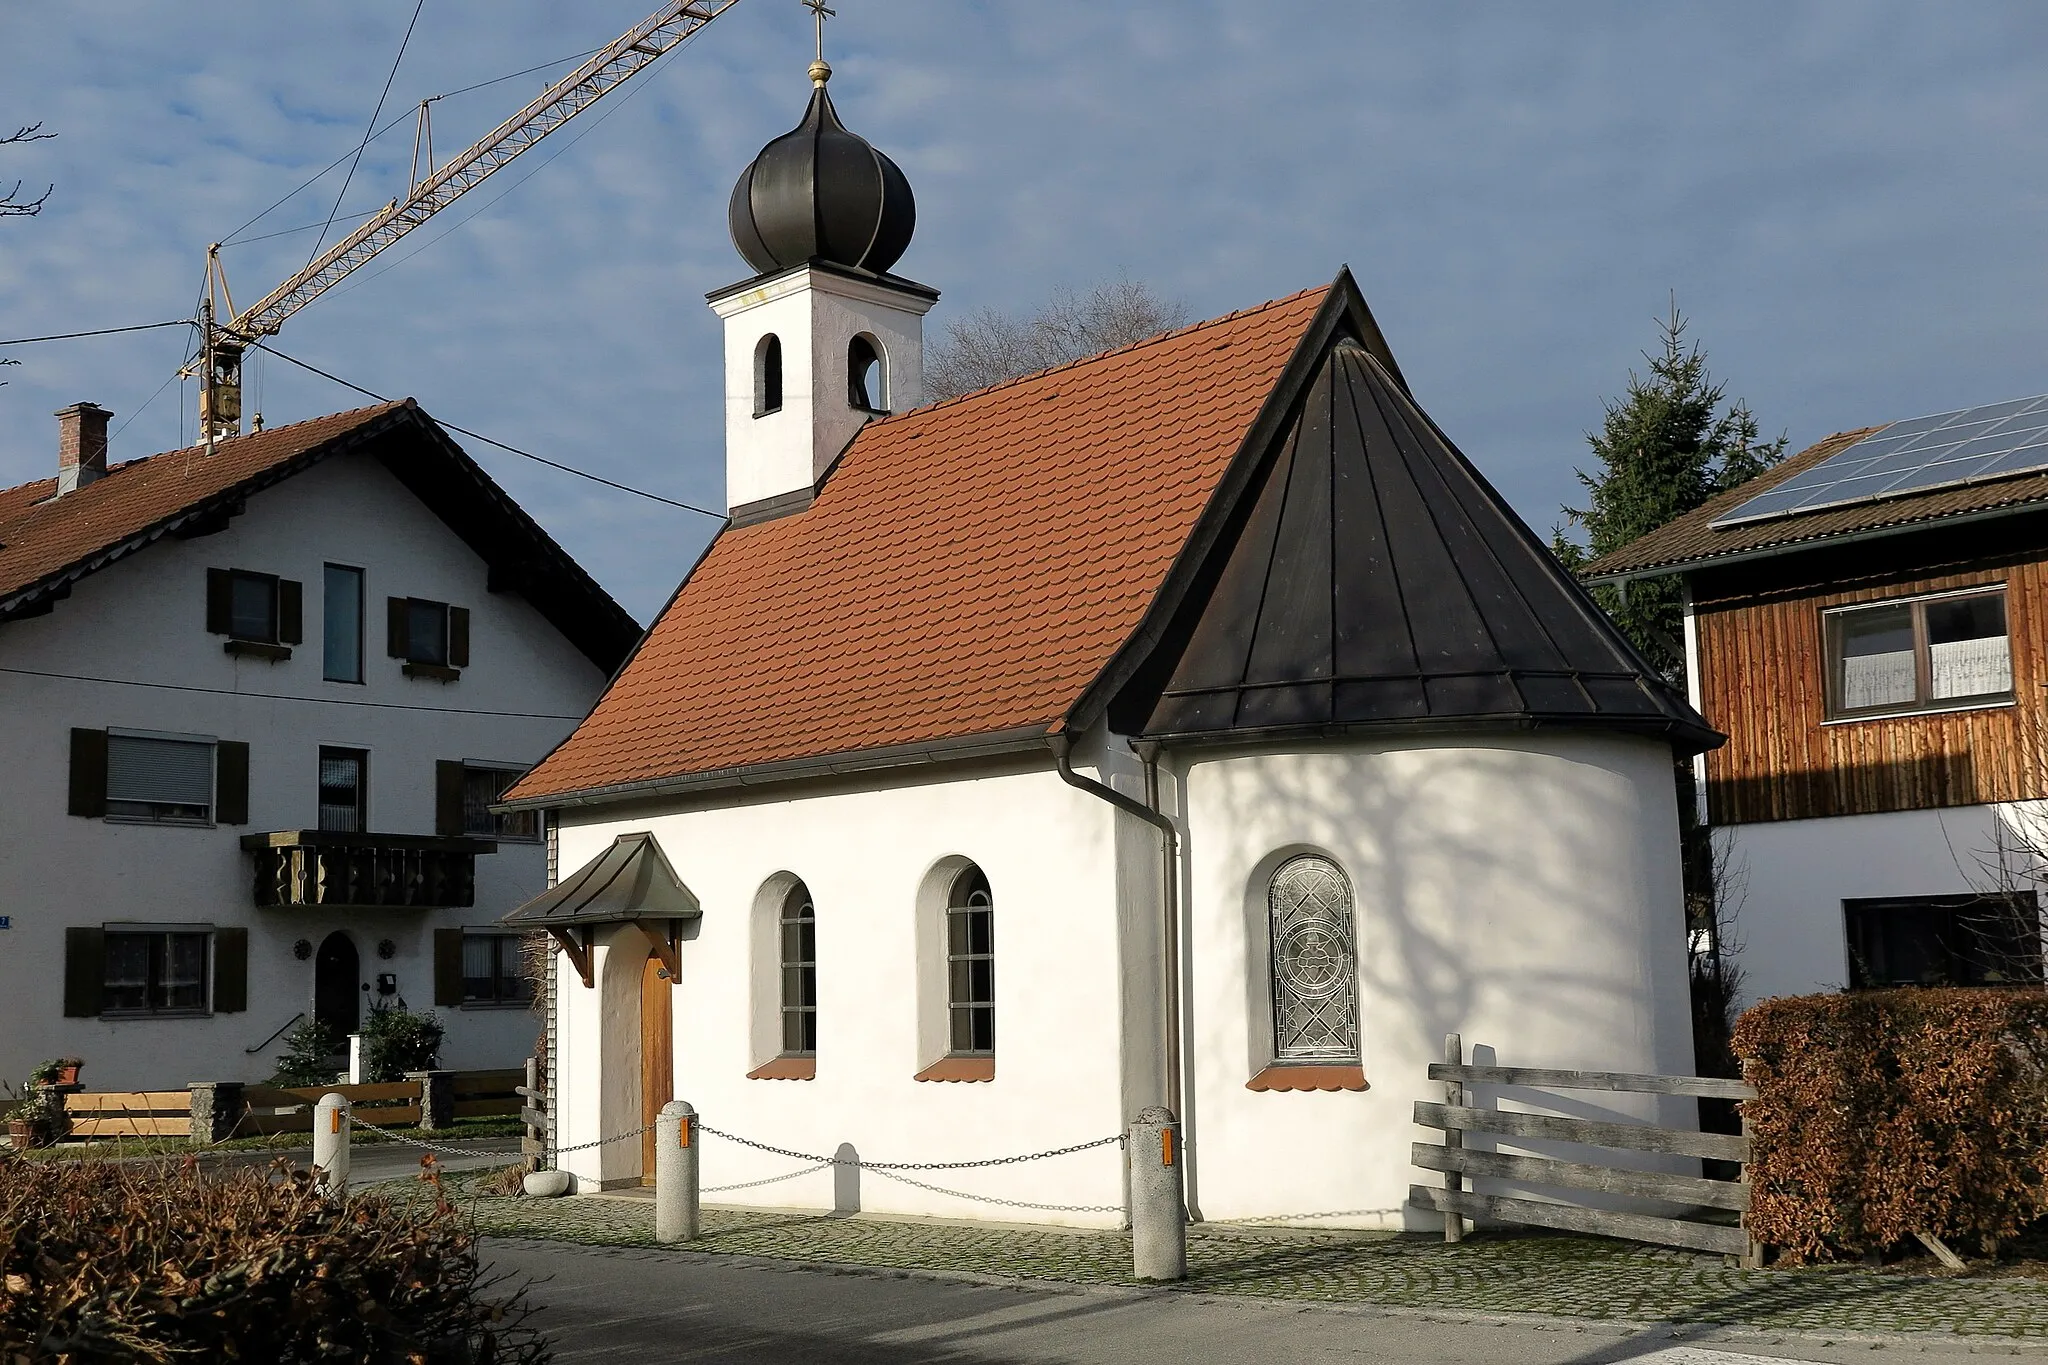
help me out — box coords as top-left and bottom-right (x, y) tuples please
(1, 121), (56, 218)
(925, 278), (1188, 402)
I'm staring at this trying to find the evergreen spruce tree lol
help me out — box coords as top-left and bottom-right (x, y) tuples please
(1555, 301), (1787, 1088)
(1553, 301), (1787, 681)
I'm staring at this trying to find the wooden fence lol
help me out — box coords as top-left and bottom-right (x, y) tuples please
(1409, 1035), (1760, 1262)
(516, 1056), (549, 1163)
(54, 1066), (526, 1144)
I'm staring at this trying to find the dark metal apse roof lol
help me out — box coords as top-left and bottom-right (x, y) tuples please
(728, 74), (915, 277)
(1103, 340), (1719, 753)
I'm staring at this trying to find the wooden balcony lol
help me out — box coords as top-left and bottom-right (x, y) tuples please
(241, 830), (497, 910)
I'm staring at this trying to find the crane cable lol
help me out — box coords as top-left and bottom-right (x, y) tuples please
(247, 338), (722, 519)
(305, 0), (428, 268)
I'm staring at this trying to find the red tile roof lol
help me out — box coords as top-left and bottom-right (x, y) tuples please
(0, 402), (406, 608)
(509, 285), (1332, 803)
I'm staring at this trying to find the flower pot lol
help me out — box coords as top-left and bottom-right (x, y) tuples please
(7, 1118), (51, 1151)
(53, 1065), (79, 1087)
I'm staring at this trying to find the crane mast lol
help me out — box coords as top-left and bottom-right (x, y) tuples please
(195, 0), (742, 444)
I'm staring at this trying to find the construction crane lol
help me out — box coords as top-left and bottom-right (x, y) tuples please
(191, 0), (743, 445)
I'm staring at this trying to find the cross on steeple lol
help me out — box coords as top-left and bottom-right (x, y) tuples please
(804, 0), (836, 63)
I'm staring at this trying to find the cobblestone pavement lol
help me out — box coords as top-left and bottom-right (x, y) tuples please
(462, 1186), (2048, 1340)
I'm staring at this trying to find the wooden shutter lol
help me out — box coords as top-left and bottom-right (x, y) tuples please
(277, 579), (303, 645)
(68, 728), (107, 817)
(213, 928), (249, 1013)
(434, 928), (466, 1006)
(448, 607), (470, 668)
(436, 760), (468, 837)
(63, 927), (104, 1017)
(387, 596), (410, 658)
(205, 568), (233, 634)
(214, 741), (250, 825)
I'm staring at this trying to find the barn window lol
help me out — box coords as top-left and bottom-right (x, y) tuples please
(755, 334), (783, 416)
(780, 880), (817, 1055)
(848, 334), (885, 413)
(1824, 587), (2011, 719)
(1268, 855), (1358, 1062)
(946, 866), (994, 1055)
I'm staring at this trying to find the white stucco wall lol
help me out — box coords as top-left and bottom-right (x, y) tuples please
(1720, 801), (2040, 1005)
(550, 758), (1130, 1221)
(1174, 732), (1696, 1230)
(0, 451), (609, 1091)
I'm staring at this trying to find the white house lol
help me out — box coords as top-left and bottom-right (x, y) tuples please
(0, 399), (637, 1092)
(502, 62), (1712, 1228)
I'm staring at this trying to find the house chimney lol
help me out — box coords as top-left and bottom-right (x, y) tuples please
(55, 402), (112, 495)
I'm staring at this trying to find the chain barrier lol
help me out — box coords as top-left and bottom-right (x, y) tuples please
(701, 1160), (834, 1194)
(349, 1113), (651, 1159)
(862, 1165), (1124, 1215)
(694, 1123), (1122, 1172)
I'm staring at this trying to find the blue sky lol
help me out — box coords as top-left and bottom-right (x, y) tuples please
(4, 2), (2046, 621)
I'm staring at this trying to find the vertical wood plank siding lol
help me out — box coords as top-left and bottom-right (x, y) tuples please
(1697, 564), (2043, 824)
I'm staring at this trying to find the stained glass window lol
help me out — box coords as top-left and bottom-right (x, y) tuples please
(1268, 855), (1358, 1061)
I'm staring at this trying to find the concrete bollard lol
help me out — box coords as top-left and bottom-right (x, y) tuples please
(1130, 1105), (1186, 1281)
(312, 1092), (351, 1198)
(655, 1099), (699, 1243)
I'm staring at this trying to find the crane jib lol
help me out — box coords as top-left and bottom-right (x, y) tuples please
(199, 0), (742, 443)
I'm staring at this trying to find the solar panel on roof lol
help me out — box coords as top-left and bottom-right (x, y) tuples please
(1711, 393), (2048, 528)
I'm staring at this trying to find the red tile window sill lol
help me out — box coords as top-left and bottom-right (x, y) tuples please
(913, 1056), (994, 1083)
(746, 1056), (816, 1081)
(1245, 1064), (1368, 1093)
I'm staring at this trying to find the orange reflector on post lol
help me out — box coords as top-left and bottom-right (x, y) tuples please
(331, 1108), (342, 1135)
(679, 1116), (692, 1149)
(1161, 1128), (1174, 1167)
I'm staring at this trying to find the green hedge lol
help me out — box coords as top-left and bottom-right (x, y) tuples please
(1733, 988), (2048, 1263)
(0, 1155), (545, 1362)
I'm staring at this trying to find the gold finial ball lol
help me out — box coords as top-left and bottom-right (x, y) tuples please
(809, 58), (832, 86)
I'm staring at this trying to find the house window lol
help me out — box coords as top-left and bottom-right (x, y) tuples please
(1845, 894), (2042, 988)
(779, 880), (817, 1056)
(1826, 588), (2012, 719)
(105, 733), (215, 823)
(206, 568), (301, 655)
(755, 333), (784, 416)
(388, 597), (470, 678)
(1268, 855), (1359, 1062)
(848, 334), (885, 413)
(231, 571), (278, 642)
(461, 765), (541, 841)
(323, 564), (364, 683)
(103, 929), (211, 1015)
(946, 866), (995, 1055)
(318, 747), (368, 832)
(461, 933), (533, 1006)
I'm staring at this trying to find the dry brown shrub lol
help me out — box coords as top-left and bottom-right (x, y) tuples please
(0, 1153), (547, 1363)
(1734, 988), (2048, 1263)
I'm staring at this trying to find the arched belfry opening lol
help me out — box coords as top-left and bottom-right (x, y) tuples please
(848, 334), (884, 414)
(756, 333), (784, 416)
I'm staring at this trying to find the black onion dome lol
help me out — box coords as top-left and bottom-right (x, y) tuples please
(728, 75), (915, 276)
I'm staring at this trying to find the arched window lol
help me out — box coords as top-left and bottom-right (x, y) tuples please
(779, 879), (816, 1056)
(946, 865), (994, 1055)
(755, 334), (784, 416)
(847, 334), (885, 413)
(1268, 855), (1358, 1061)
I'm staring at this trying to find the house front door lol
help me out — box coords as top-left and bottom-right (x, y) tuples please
(314, 931), (360, 1041)
(639, 948), (673, 1185)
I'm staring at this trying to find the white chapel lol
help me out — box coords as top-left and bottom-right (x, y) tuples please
(501, 52), (1715, 1228)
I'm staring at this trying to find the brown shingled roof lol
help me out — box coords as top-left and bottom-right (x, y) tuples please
(0, 400), (639, 669)
(507, 284), (1334, 805)
(1583, 425), (2048, 581)
(0, 403), (407, 610)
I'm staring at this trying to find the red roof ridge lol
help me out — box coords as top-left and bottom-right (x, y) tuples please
(877, 282), (1333, 424)
(0, 398), (407, 502)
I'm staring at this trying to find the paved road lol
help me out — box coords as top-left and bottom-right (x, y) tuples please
(485, 1239), (2030, 1365)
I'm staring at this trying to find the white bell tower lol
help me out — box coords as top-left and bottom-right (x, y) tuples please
(710, 265), (936, 523)
(710, 42), (936, 525)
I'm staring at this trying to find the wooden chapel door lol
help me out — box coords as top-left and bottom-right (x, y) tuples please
(640, 948), (674, 1185)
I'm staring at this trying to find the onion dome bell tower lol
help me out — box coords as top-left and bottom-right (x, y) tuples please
(709, 53), (938, 525)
